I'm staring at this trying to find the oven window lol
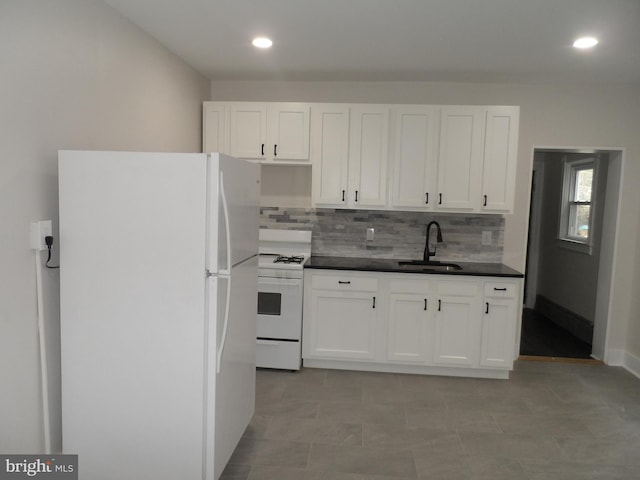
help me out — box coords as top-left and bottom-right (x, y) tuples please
(258, 292), (281, 316)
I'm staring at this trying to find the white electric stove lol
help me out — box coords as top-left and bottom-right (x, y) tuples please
(256, 229), (311, 370)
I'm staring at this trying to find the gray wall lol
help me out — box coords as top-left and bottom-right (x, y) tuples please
(211, 80), (640, 367)
(0, 0), (209, 453)
(535, 153), (608, 323)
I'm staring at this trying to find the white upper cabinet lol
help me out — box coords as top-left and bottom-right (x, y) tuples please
(202, 102), (228, 154)
(229, 103), (266, 159)
(205, 101), (519, 213)
(348, 106), (390, 208)
(311, 104), (389, 208)
(390, 106), (439, 209)
(267, 104), (311, 162)
(311, 104), (350, 206)
(436, 106), (486, 211)
(391, 104), (519, 213)
(481, 106), (520, 213)
(229, 103), (310, 163)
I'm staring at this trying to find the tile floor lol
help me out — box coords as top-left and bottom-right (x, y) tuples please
(222, 361), (640, 480)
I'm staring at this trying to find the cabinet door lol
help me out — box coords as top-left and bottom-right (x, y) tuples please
(434, 296), (482, 366)
(433, 280), (482, 367)
(229, 104), (267, 159)
(480, 299), (517, 368)
(307, 289), (378, 360)
(391, 106), (438, 209)
(387, 293), (432, 363)
(311, 105), (350, 206)
(481, 106), (519, 213)
(267, 104), (310, 162)
(480, 281), (519, 368)
(202, 102), (228, 154)
(348, 106), (389, 208)
(436, 107), (485, 211)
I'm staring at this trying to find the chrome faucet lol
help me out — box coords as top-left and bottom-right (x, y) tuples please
(423, 221), (443, 262)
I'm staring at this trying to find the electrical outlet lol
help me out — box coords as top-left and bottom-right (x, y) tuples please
(481, 230), (492, 246)
(366, 227), (375, 241)
(30, 220), (52, 251)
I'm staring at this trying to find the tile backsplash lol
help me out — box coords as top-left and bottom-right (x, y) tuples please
(260, 207), (504, 263)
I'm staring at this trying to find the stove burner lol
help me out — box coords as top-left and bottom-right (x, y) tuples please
(274, 255), (304, 264)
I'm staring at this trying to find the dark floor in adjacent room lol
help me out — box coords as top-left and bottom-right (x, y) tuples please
(519, 308), (592, 359)
(222, 363), (640, 479)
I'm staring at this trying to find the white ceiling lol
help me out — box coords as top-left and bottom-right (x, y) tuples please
(103, 0), (640, 84)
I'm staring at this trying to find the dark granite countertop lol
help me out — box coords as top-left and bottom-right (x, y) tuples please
(304, 256), (524, 278)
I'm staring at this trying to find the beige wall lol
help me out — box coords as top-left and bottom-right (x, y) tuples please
(211, 80), (640, 368)
(0, 0), (209, 452)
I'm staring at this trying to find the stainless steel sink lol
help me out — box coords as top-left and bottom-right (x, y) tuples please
(397, 260), (463, 272)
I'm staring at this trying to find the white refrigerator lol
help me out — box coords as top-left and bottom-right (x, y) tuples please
(58, 151), (260, 480)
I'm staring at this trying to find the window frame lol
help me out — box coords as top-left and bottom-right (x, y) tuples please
(557, 156), (598, 255)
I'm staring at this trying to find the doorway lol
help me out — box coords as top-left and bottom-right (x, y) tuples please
(521, 147), (623, 361)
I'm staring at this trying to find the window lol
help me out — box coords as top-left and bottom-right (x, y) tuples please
(559, 156), (597, 253)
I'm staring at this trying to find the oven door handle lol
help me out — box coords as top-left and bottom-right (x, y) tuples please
(259, 277), (301, 286)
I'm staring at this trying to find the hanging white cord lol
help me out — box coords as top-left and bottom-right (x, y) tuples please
(35, 249), (51, 454)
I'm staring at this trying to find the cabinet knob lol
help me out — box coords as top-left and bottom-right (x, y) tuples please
(274, 144), (277, 156)
(438, 299), (441, 311)
(372, 296), (376, 309)
(483, 194), (488, 207)
(424, 299), (427, 311)
(485, 302), (489, 314)
(425, 193), (429, 205)
(438, 193), (443, 205)
(355, 190), (359, 202)
(261, 143), (265, 156)
(342, 190), (346, 202)
(338, 280), (351, 285)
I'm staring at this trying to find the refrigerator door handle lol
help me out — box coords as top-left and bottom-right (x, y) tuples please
(216, 274), (232, 374)
(219, 171), (232, 276)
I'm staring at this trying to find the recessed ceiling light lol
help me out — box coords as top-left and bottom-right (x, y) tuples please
(573, 37), (598, 49)
(252, 37), (273, 49)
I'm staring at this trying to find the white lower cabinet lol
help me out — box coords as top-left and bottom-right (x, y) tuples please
(480, 281), (519, 367)
(433, 280), (482, 367)
(304, 273), (378, 360)
(387, 279), (433, 363)
(303, 269), (521, 378)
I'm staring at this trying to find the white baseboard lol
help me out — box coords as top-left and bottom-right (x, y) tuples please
(605, 348), (625, 366)
(605, 349), (640, 379)
(623, 351), (640, 379)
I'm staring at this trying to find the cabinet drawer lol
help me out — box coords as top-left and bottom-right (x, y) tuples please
(390, 278), (430, 294)
(311, 274), (378, 292)
(256, 339), (301, 370)
(484, 282), (517, 298)
(436, 280), (479, 296)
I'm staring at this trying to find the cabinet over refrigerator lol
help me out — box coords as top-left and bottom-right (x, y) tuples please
(58, 151), (260, 480)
